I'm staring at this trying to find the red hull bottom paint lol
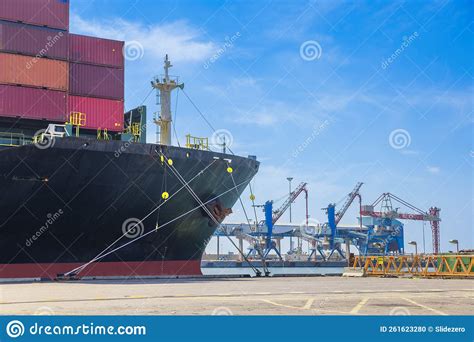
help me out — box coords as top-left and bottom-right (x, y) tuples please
(0, 261), (202, 280)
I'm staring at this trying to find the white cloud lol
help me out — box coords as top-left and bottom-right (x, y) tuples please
(70, 13), (216, 63)
(234, 100), (303, 127)
(427, 166), (440, 174)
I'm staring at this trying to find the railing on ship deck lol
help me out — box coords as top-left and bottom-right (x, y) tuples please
(0, 132), (28, 147)
(185, 134), (209, 150)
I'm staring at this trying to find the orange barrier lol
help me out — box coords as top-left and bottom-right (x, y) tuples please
(352, 254), (473, 277)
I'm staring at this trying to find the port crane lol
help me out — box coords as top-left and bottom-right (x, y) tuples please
(335, 182), (363, 225)
(271, 182), (309, 226)
(299, 182), (363, 261)
(360, 193), (441, 254)
(224, 182), (308, 260)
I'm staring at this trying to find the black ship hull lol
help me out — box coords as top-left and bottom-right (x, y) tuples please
(0, 137), (259, 279)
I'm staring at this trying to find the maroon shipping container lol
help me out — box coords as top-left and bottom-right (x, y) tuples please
(0, 21), (68, 60)
(67, 95), (124, 132)
(0, 0), (69, 31)
(69, 63), (124, 100)
(0, 84), (66, 121)
(69, 34), (124, 68)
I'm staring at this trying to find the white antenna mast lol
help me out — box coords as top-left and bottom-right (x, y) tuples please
(152, 55), (184, 145)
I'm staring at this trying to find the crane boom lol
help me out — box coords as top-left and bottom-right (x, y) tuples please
(335, 182), (363, 225)
(272, 182), (307, 224)
(359, 211), (439, 221)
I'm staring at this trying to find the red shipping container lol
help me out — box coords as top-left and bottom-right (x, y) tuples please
(67, 95), (124, 132)
(0, 52), (69, 91)
(0, 21), (68, 60)
(0, 84), (66, 121)
(0, 0), (69, 31)
(69, 34), (124, 68)
(69, 63), (124, 100)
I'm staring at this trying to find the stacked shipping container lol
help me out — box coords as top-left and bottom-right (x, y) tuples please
(69, 34), (124, 67)
(0, 7), (69, 123)
(0, 85), (67, 121)
(69, 58), (124, 99)
(0, 21), (68, 60)
(68, 34), (125, 131)
(0, 0), (125, 132)
(0, 0), (69, 31)
(0, 53), (69, 91)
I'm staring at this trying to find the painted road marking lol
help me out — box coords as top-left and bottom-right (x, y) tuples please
(261, 299), (302, 311)
(303, 298), (315, 310)
(258, 298), (352, 314)
(402, 297), (447, 315)
(350, 298), (369, 314)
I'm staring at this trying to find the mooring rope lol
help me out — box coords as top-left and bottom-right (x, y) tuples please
(64, 173), (254, 277)
(178, 89), (266, 275)
(227, 163), (269, 275)
(64, 159), (218, 276)
(248, 182), (260, 228)
(181, 89), (236, 155)
(161, 154), (261, 276)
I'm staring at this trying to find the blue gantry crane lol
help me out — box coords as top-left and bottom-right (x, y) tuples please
(221, 182), (308, 261)
(299, 182), (363, 261)
(218, 181), (439, 261)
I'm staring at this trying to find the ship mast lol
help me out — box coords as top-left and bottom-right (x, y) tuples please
(152, 55), (184, 145)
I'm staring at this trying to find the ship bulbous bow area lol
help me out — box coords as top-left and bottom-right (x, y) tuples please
(0, 138), (259, 280)
(205, 199), (233, 226)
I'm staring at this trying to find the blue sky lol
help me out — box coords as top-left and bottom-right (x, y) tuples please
(70, 0), (473, 253)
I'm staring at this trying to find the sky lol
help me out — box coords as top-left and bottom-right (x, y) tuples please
(70, 0), (473, 254)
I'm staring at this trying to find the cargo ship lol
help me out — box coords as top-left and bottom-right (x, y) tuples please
(0, 0), (259, 280)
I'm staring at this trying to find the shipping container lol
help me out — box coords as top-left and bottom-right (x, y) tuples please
(0, 84), (66, 121)
(69, 34), (124, 68)
(0, 21), (68, 60)
(0, 52), (68, 91)
(67, 95), (124, 132)
(0, 0), (69, 31)
(69, 63), (124, 100)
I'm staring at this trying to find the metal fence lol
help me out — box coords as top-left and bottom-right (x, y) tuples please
(351, 254), (473, 277)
